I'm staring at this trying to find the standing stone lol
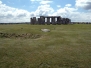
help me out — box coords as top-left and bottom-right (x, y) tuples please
(52, 17), (56, 25)
(62, 18), (66, 24)
(30, 16), (71, 25)
(31, 18), (34, 25)
(31, 18), (33, 24)
(46, 17), (50, 25)
(33, 17), (36, 24)
(38, 18), (40, 25)
(42, 17), (45, 25)
(40, 17), (42, 25)
(57, 17), (61, 25)
(40, 16), (45, 25)
(38, 18), (42, 25)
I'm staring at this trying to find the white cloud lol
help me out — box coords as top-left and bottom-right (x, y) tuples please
(0, 1), (2, 4)
(30, 0), (41, 2)
(0, 1), (31, 23)
(34, 4), (54, 16)
(52, 6), (91, 22)
(65, 4), (72, 7)
(40, 0), (53, 5)
(30, 0), (54, 16)
(57, 5), (61, 8)
(75, 0), (91, 10)
(30, 0), (35, 1)
(30, 0), (38, 4)
(0, 0), (54, 23)
(30, 0), (42, 4)
(0, 0), (91, 23)
(30, 0), (53, 5)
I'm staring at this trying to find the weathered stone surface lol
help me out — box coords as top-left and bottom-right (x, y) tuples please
(33, 17), (36, 24)
(51, 17), (56, 25)
(57, 17), (61, 25)
(38, 18), (41, 24)
(41, 29), (50, 32)
(31, 18), (33, 24)
(31, 17), (37, 24)
(40, 16), (45, 25)
(30, 16), (71, 25)
(46, 17), (50, 25)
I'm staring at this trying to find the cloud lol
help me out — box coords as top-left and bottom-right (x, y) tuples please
(0, 1), (2, 5)
(40, 0), (53, 5)
(30, 0), (42, 4)
(30, 0), (41, 2)
(52, 5), (91, 22)
(30, 0), (54, 16)
(57, 5), (61, 8)
(30, 0), (53, 5)
(65, 4), (72, 7)
(0, 0), (54, 23)
(34, 4), (54, 16)
(30, 0), (35, 1)
(0, 1), (31, 23)
(0, 0), (91, 23)
(75, 0), (91, 10)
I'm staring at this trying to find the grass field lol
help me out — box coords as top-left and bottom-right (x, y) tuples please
(0, 24), (91, 68)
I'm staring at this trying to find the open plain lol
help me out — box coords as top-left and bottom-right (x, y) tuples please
(0, 24), (91, 68)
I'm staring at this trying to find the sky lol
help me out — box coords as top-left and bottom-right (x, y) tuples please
(0, 0), (91, 23)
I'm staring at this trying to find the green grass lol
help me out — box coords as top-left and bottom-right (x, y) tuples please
(0, 24), (91, 68)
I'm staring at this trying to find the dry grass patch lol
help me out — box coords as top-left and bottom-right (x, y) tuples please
(0, 32), (41, 39)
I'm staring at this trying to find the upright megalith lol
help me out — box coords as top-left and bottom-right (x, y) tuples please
(30, 16), (71, 25)
(51, 17), (56, 25)
(38, 18), (41, 25)
(62, 18), (66, 24)
(46, 17), (50, 25)
(31, 17), (37, 25)
(40, 16), (45, 25)
(33, 17), (37, 24)
(57, 17), (61, 25)
(31, 18), (33, 24)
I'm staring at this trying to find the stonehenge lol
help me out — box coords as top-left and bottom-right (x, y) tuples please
(30, 16), (71, 25)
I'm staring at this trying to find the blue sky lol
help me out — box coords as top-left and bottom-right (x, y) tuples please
(1, 0), (75, 11)
(0, 0), (91, 23)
